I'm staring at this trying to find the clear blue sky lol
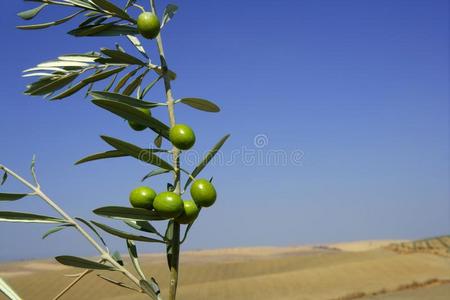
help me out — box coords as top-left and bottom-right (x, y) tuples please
(0, 0), (448, 261)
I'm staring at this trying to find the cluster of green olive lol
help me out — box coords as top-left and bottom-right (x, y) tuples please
(130, 12), (215, 224)
(129, 120), (214, 223)
(129, 179), (216, 224)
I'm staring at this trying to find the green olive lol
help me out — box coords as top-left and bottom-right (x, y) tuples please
(175, 200), (200, 224)
(169, 124), (196, 150)
(137, 12), (161, 39)
(153, 191), (183, 218)
(190, 179), (216, 207)
(129, 186), (157, 209)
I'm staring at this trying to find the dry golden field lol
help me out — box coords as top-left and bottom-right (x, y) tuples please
(1, 238), (449, 300)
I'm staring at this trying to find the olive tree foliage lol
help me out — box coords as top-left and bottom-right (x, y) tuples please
(0, 1), (229, 299)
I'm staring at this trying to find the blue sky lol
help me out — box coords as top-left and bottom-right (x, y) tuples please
(0, 0), (448, 260)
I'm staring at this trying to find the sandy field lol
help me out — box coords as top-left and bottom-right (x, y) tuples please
(1, 238), (449, 300)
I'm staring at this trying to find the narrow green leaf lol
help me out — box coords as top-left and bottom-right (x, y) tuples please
(90, 91), (161, 108)
(184, 134), (230, 190)
(1, 171), (7, 186)
(92, 100), (170, 138)
(100, 49), (145, 66)
(123, 71), (147, 96)
(161, 4), (178, 27)
(75, 217), (107, 246)
(140, 75), (162, 99)
(75, 150), (126, 165)
(78, 15), (103, 27)
(0, 193), (29, 201)
(91, 0), (135, 22)
(92, 221), (165, 243)
(114, 68), (140, 92)
(58, 54), (100, 63)
(127, 240), (146, 279)
(0, 211), (66, 224)
(55, 256), (115, 270)
(69, 23), (114, 36)
(83, 67), (125, 84)
(27, 73), (79, 96)
(101, 136), (173, 170)
(42, 224), (73, 239)
(166, 243), (173, 270)
(165, 222), (174, 268)
(50, 80), (89, 100)
(179, 98), (220, 112)
(69, 24), (138, 37)
(181, 223), (194, 244)
(17, 3), (48, 20)
(103, 73), (118, 91)
(126, 35), (149, 59)
(142, 168), (170, 182)
(17, 10), (83, 30)
(93, 206), (168, 221)
(75, 148), (168, 165)
(124, 220), (159, 235)
(65, 0), (96, 10)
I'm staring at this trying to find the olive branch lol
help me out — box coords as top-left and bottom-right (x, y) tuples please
(0, 1), (230, 299)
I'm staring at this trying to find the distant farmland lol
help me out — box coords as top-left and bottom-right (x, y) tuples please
(1, 237), (449, 300)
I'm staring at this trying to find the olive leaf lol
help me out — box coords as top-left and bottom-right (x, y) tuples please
(126, 35), (149, 59)
(124, 220), (161, 236)
(91, 221), (166, 243)
(178, 98), (221, 112)
(17, 10), (85, 30)
(142, 168), (171, 182)
(100, 136), (173, 170)
(94, 206), (168, 221)
(181, 223), (194, 244)
(42, 224), (74, 239)
(165, 221), (174, 269)
(50, 67), (124, 100)
(75, 217), (107, 247)
(161, 4), (179, 28)
(90, 0), (135, 23)
(140, 75), (163, 99)
(93, 100), (170, 138)
(103, 73), (118, 91)
(100, 48), (146, 66)
(90, 91), (162, 108)
(123, 70), (148, 96)
(0, 193), (29, 201)
(26, 73), (79, 96)
(127, 240), (147, 279)
(75, 150), (128, 165)
(1, 171), (7, 186)
(17, 3), (48, 20)
(184, 134), (230, 190)
(55, 256), (116, 270)
(0, 211), (66, 224)
(114, 67), (141, 92)
(68, 24), (138, 37)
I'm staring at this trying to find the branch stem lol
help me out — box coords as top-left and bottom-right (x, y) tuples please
(0, 166), (142, 291)
(149, 1), (181, 299)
